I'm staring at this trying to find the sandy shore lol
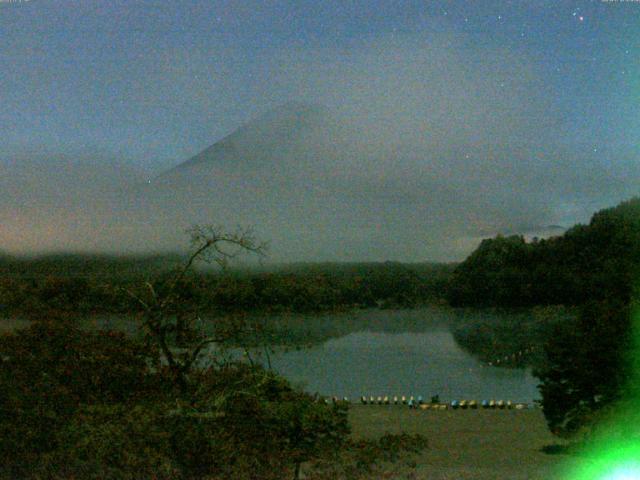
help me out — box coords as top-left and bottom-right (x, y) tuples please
(348, 405), (579, 479)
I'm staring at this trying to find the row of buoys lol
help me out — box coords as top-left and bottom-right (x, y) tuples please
(357, 396), (530, 410)
(474, 399), (528, 410)
(419, 403), (449, 410)
(360, 395), (425, 406)
(488, 346), (538, 366)
(419, 401), (527, 410)
(449, 399), (478, 409)
(320, 396), (350, 404)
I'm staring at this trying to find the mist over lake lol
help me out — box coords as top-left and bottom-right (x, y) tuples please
(216, 307), (553, 403)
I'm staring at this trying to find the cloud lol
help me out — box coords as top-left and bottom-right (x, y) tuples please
(0, 32), (636, 261)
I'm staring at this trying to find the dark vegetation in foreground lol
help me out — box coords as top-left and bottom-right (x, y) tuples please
(0, 318), (427, 480)
(0, 227), (428, 479)
(449, 197), (640, 439)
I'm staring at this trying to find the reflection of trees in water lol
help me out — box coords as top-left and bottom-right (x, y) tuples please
(451, 306), (574, 369)
(86, 306), (573, 371)
(229, 306), (573, 370)
(234, 307), (456, 350)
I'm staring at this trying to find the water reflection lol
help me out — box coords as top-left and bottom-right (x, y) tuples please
(259, 330), (537, 403)
(232, 307), (559, 403)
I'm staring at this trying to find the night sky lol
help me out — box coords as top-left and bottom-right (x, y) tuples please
(1, 0), (639, 259)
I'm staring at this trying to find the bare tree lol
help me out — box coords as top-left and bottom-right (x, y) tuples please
(123, 225), (267, 394)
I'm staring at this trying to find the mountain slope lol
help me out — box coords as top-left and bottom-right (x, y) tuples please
(3, 102), (634, 261)
(129, 102), (638, 262)
(159, 102), (331, 178)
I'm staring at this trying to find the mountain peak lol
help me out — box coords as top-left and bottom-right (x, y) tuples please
(161, 102), (330, 176)
(239, 101), (327, 135)
(259, 101), (326, 119)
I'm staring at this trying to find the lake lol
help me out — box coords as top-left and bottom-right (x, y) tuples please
(222, 307), (549, 403)
(2, 307), (556, 404)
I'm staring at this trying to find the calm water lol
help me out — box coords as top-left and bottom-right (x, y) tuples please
(238, 308), (543, 403)
(264, 331), (538, 403)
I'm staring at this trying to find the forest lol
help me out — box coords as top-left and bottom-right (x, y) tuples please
(448, 197), (640, 308)
(2, 197), (639, 478)
(0, 257), (453, 317)
(449, 197), (640, 437)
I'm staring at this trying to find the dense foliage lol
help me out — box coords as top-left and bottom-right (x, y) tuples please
(0, 227), (429, 479)
(449, 197), (640, 436)
(0, 319), (358, 479)
(448, 197), (640, 308)
(0, 319), (429, 479)
(0, 260), (452, 317)
(534, 299), (633, 437)
(0, 319), (162, 478)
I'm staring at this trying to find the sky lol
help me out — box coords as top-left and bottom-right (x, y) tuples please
(0, 0), (639, 261)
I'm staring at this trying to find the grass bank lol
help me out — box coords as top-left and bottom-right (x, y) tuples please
(348, 405), (577, 479)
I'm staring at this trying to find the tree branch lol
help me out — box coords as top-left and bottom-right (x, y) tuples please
(120, 287), (151, 312)
(184, 336), (222, 372)
(124, 224), (267, 396)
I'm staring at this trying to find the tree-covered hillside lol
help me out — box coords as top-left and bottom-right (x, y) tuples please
(449, 197), (640, 437)
(448, 197), (640, 308)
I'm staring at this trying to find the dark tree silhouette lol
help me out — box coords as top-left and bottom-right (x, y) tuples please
(123, 225), (267, 394)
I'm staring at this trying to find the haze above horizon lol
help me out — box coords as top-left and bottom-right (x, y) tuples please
(1, 0), (638, 262)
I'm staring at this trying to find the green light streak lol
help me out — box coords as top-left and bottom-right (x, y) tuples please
(565, 443), (640, 480)
(563, 305), (640, 480)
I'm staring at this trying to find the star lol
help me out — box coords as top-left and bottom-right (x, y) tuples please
(579, 16), (584, 22)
